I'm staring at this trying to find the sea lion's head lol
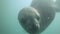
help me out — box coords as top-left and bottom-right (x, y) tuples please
(18, 7), (41, 34)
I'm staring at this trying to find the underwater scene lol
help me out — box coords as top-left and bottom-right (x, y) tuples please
(0, 0), (60, 34)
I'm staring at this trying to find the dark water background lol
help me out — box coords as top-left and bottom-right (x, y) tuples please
(0, 0), (60, 34)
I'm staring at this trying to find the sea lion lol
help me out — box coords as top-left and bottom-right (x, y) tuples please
(18, 0), (56, 34)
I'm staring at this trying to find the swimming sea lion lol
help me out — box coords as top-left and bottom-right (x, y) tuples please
(18, 0), (56, 34)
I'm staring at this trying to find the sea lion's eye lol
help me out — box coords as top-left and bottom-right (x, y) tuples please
(37, 17), (40, 21)
(21, 17), (27, 24)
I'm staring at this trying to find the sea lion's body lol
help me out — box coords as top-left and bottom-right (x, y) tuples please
(18, 0), (56, 34)
(31, 0), (55, 33)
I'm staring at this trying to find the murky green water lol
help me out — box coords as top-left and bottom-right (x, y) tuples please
(0, 0), (60, 34)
